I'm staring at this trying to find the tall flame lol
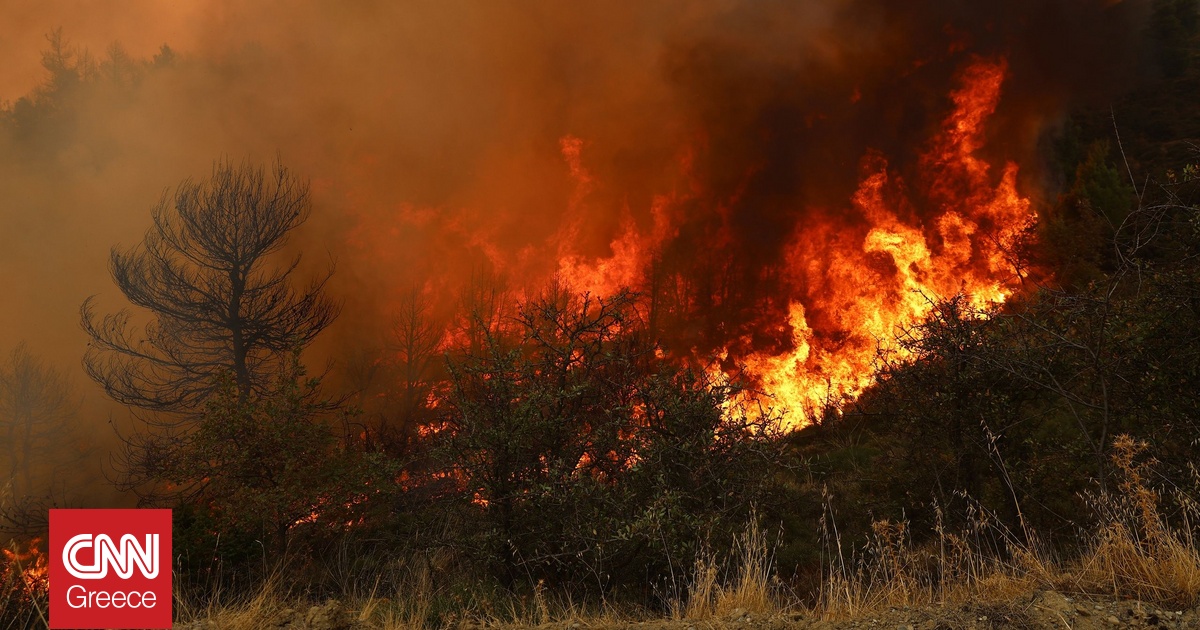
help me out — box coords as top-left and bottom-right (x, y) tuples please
(346, 57), (1036, 431)
(553, 58), (1033, 428)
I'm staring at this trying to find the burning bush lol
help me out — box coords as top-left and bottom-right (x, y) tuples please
(161, 354), (373, 559)
(0, 537), (47, 627)
(418, 287), (791, 595)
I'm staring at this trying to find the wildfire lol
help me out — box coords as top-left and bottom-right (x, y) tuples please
(348, 56), (1036, 432)
(2, 537), (49, 595)
(552, 57), (1033, 428)
(553, 135), (685, 299)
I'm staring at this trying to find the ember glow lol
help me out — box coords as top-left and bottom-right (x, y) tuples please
(0, 0), (1144, 438)
(551, 58), (1033, 427)
(355, 56), (1035, 429)
(738, 58), (1033, 424)
(2, 538), (48, 594)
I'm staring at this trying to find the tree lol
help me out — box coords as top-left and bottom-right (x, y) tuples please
(0, 344), (84, 500)
(340, 287), (445, 449)
(429, 286), (788, 592)
(1149, 0), (1199, 78)
(81, 160), (339, 417)
(1040, 141), (1135, 288)
(162, 353), (350, 555)
(388, 289), (443, 433)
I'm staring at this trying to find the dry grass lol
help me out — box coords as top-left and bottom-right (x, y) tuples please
(173, 435), (1200, 628)
(820, 518), (921, 618)
(0, 539), (48, 630)
(1066, 435), (1200, 608)
(1072, 521), (1200, 607)
(346, 561), (431, 630)
(679, 520), (781, 621)
(408, 579), (633, 630)
(175, 572), (298, 630)
(818, 434), (1200, 620)
(175, 564), (433, 630)
(174, 549), (637, 630)
(677, 549), (718, 620)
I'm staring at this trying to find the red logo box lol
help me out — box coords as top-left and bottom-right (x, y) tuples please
(50, 509), (172, 629)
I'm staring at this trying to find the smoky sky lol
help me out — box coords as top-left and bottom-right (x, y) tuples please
(0, 1), (1150, 442)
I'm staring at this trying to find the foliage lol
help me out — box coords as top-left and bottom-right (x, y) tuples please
(80, 160), (340, 500)
(1, 29), (175, 157)
(341, 287), (447, 451)
(1039, 140), (1136, 287)
(826, 169), (1200, 549)
(160, 354), (361, 555)
(1149, 0), (1199, 78)
(425, 287), (789, 596)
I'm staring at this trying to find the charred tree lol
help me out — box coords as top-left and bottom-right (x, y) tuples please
(0, 344), (87, 504)
(387, 288), (443, 435)
(81, 160), (339, 418)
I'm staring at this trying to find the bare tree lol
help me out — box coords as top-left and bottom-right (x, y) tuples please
(81, 160), (339, 418)
(0, 344), (83, 500)
(388, 288), (443, 433)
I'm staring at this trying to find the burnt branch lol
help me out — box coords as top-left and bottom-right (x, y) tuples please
(81, 160), (340, 420)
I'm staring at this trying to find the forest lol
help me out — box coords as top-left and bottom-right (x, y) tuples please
(2, 1), (1200, 628)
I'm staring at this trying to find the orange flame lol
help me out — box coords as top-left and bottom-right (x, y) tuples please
(732, 58), (1031, 426)
(3, 537), (49, 594)
(553, 57), (1033, 429)
(349, 57), (1034, 433)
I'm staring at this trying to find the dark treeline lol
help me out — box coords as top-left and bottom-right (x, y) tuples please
(2, 4), (1200, 624)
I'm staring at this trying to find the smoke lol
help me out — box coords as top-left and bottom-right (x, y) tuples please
(617, 0), (1148, 359)
(0, 0), (1151, 495)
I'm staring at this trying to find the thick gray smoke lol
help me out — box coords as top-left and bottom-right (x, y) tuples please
(0, 0), (1149, 508)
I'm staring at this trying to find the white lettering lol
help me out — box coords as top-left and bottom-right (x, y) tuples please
(63, 585), (158, 609)
(66, 584), (87, 608)
(62, 533), (159, 579)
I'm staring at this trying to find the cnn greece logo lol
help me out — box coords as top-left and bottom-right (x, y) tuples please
(50, 509), (172, 629)
(63, 533), (159, 580)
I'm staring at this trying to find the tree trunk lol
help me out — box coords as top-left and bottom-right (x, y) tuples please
(229, 268), (251, 401)
(20, 409), (33, 497)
